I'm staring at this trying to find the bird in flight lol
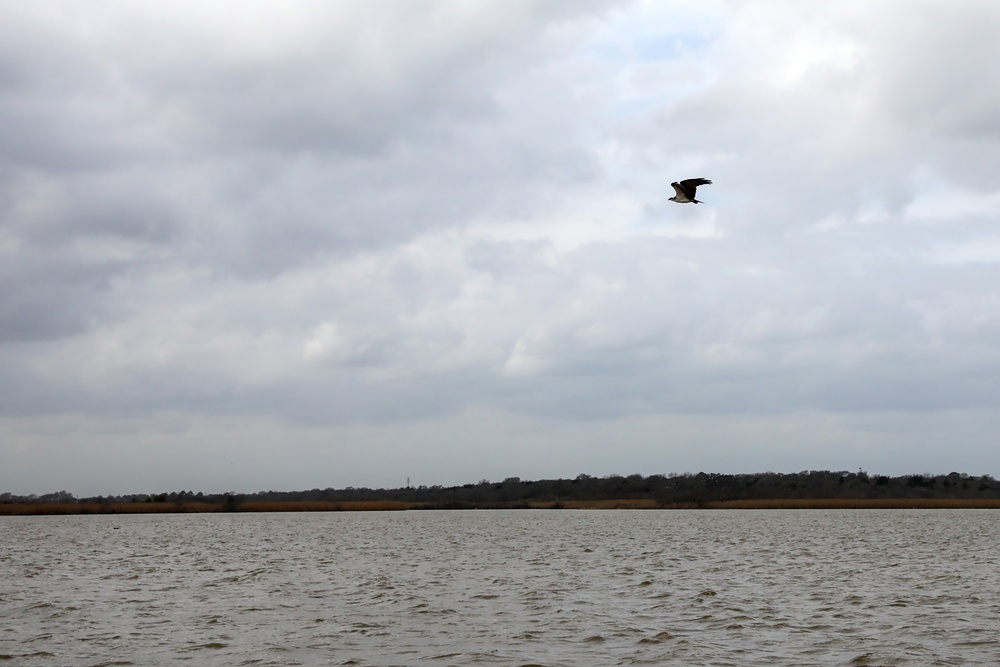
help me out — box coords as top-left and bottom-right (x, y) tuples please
(669, 178), (712, 204)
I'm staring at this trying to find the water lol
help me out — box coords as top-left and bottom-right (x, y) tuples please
(2, 509), (999, 666)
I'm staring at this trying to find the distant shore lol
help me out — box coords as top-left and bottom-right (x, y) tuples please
(4, 497), (1000, 516)
(6, 471), (999, 515)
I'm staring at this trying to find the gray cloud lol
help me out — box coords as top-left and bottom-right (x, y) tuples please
(3, 0), (1000, 495)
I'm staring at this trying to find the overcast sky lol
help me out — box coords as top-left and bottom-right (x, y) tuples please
(3, 0), (1000, 496)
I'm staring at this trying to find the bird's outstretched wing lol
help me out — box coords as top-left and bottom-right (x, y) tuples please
(670, 182), (687, 198)
(679, 178), (712, 190)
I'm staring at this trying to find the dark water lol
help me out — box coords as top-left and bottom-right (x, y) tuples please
(2, 510), (999, 666)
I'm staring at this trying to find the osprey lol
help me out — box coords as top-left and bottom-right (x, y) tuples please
(669, 178), (712, 204)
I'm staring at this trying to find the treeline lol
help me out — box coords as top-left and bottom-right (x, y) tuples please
(236, 470), (1000, 506)
(3, 470), (1000, 513)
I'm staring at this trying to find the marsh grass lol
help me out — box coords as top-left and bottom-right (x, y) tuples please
(701, 498), (1000, 510)
(0, 499), (414, 515)
(0, 501), (179, 515)
(239, 500), (411, 512)
(0, 501), (222, 515)
(0, 503), (91, 515)
(4, 497), (1000, 515)
(531, 499), (663, 510)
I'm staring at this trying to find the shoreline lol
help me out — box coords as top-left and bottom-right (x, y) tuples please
(4, 497), (1000, 515)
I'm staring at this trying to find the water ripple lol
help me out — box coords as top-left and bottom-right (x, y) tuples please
(3, 510), (1000, 665)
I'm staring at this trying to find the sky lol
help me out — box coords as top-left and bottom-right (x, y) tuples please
(3, 0), (1000, 497)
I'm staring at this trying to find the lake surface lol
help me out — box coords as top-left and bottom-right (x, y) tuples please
(2, 509), (999, 666)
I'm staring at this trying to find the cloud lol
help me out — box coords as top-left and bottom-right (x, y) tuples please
(3, 0), (1000, 494)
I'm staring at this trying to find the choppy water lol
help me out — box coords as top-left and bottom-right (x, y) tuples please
(2, 509), (999, 666)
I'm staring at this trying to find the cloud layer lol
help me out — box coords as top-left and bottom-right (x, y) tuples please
(3, 1), (1000, 494)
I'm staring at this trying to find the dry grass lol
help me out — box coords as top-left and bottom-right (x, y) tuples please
(702, 498), (1000, 510)
(0, 501), (223, 515)
(238, 500), (337, 512)
(530, 498), (1000, 510)
(338, 500), (412, 511)
(5, 497), (1000, 515)
(239, 500), (411, 512)
(0, 499), (415, 515)
(531, 498), (663, 510)
(0, 503), (92, 515)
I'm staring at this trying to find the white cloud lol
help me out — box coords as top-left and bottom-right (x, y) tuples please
(3, 0), (1000, 494)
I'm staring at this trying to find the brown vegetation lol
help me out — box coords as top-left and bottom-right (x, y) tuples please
(0, 499), (418, 515)
(4, 496), (1000, 515)
(701, 498), (1000, 510)
(531, 498), (663, 510)
(5, 471), (1000, 515)
(239, 500), (412, 512)
(0, 501), (220, 515)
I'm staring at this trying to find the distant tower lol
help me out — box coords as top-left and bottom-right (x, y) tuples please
(406, 477), (410, 489)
